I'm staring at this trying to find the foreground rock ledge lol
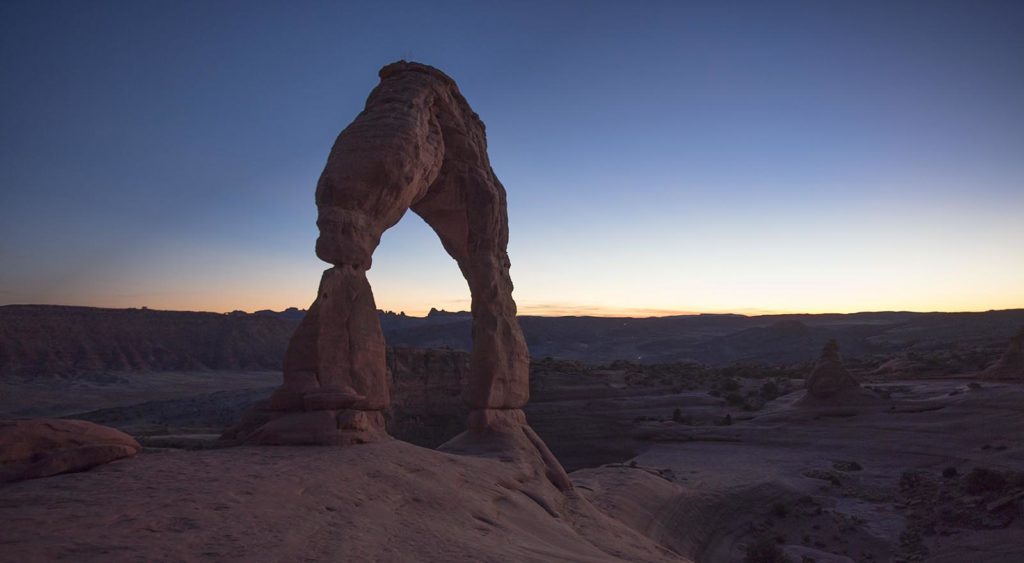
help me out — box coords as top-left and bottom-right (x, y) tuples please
(0, 441), (686, 562)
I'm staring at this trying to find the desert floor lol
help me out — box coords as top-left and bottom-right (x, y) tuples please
(2, 375), (1022, 562)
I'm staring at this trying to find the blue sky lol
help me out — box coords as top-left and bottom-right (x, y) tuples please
(2, 1), (1022, 315)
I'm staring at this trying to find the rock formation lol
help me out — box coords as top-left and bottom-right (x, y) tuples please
(1, 419), (140, 483)
(803, 340), (860, 399)
(981, 327), (1024, 380)
(232, 62), (568, 486)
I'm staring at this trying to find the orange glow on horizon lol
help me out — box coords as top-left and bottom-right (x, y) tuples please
(6, 294), (1021, 319)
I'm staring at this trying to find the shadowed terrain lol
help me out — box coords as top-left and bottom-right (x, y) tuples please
(5, 305), (1023, 376)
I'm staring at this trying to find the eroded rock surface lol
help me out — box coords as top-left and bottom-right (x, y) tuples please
(0, 418), (140, 483)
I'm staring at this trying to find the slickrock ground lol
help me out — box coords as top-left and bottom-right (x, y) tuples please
(0, 441), (684, 562)
(3, 359), (1024, 561)
(629, 380), (1024, 562)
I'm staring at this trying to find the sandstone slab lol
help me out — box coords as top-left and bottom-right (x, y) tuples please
(0, 418), (140, 483)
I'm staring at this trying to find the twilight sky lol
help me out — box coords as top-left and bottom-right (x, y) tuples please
(2, 1), (1022, 316)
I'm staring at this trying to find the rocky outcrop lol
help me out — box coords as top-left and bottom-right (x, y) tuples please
(234, 61), (565, 487)
(0, 419), (140, 483)
(981, 328), (1024, 380)
(803, 340), (861, 400)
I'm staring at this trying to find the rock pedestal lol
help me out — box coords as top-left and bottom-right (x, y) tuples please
(804, 340), (860, 399)
(231, 61), (560, 486)
(981, 327), (1024, 380)
(243, 266), (390, 445)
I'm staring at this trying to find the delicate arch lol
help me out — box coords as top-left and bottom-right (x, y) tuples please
(242, 62), (530, 445)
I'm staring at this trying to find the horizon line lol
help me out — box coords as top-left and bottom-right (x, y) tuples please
(2, 301), (1022, 319)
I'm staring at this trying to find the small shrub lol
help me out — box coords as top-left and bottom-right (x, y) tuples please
(719, 414), (733, 426)
(725, 392), (745, 406)
(967, 382), (982, 389)
(722, 378), (741, 391)
(760, 380), (780, 399)
(964, 467), (1007, 494)
(900, 470), (925, 491)
(770, 502), (789, 519)
(672, 407), (683, 422)
(833, 460), (863, 472)
(942, 466), (959, 479)
(744, 535), (792, 563)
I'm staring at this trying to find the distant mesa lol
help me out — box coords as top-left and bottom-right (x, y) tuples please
(253, 307), (306, 321)
(426, 307), (471, 319)
(980, 327), (1024, 380)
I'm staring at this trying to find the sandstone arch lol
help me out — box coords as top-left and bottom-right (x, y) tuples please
(239, 62), (536, 451)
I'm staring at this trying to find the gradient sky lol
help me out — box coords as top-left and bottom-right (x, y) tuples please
(2, 1), (1023, 316)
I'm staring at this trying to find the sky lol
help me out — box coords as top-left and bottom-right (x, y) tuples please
(1, 1), (1023, 317)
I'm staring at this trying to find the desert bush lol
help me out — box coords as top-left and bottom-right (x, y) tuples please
(760, 380), (780, 399)
(964, 467), (1007, 494)
(741, 397), (763, 411)
(900, 470), (925, 491)
(942, 466), (959, 479)
(832, 460), (863, 472)
(770, 502), (788, 519)
(744, 535), (791, 563)
(725, 392), (745, 406)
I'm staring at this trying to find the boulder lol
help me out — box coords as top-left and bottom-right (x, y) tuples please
(1, 418), (140, 483)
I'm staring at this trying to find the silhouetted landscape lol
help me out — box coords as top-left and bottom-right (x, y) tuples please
(5, 304), (1023, 376)
(3, 302), (1024, 560)
(3, 2), (1023, 562)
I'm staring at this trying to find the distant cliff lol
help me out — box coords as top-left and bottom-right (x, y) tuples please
(0, 305), (296, 377)
(2, 304), (1023, 377)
